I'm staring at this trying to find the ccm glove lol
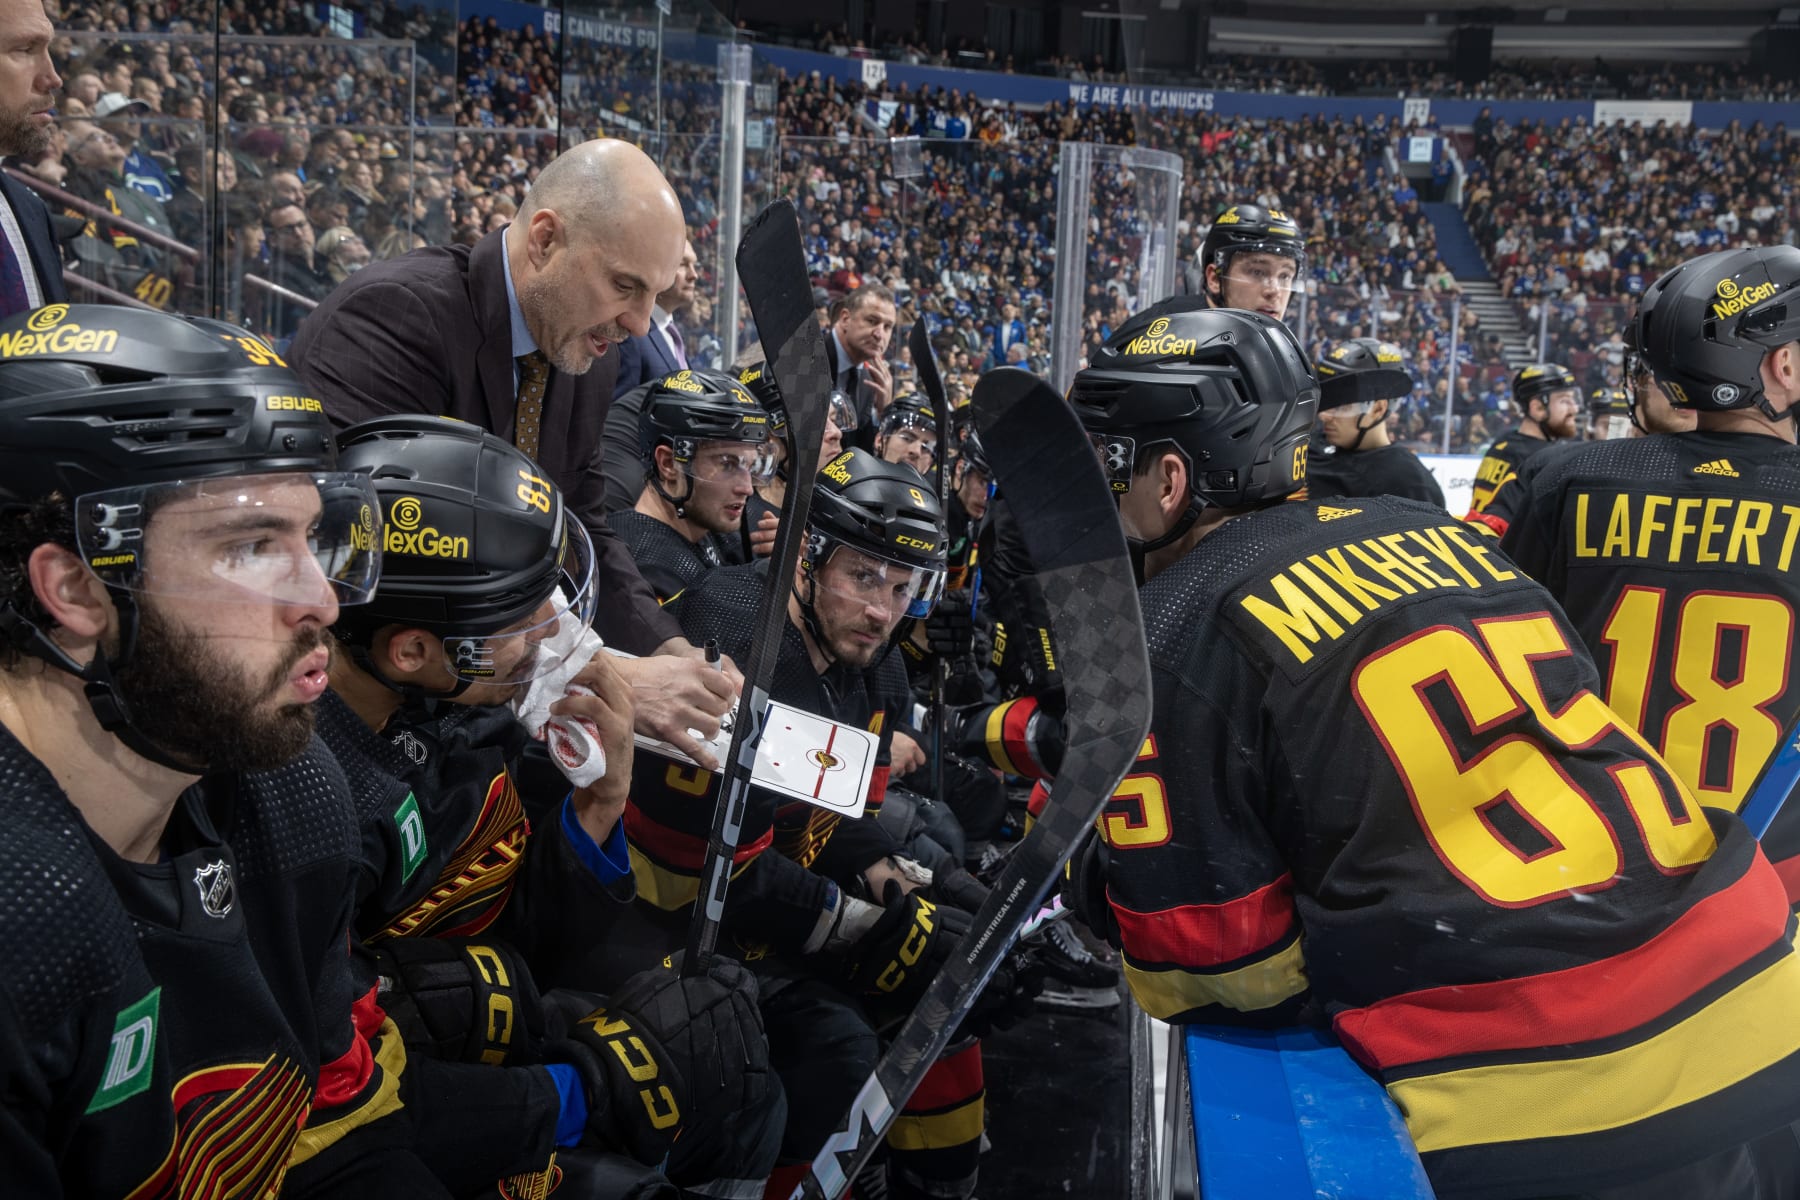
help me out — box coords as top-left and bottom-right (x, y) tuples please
(543, 957), (772, 1171)
(372, 937), (544, 1065)
(924, 589), (976, 659)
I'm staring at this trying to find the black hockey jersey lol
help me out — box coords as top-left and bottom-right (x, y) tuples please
(610, 507), (731, 606)
(1463, 426), (1558, 532)
(0, 727), (405, 1198)
(1104, 495), (1800, 1199)
(620, 561), (905, 950)
(1305, 443), (1445, 508)
(1497, 429), (1800, 902)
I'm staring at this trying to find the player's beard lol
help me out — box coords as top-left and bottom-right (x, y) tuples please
(0, 103), (53, 161)
(112, 605), (327, 772)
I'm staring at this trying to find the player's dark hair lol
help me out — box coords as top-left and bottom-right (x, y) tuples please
(0, 495), (75, 671)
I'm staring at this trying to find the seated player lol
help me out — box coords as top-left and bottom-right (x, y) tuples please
(1585, 384), (1635, 440)
(612, 369), (776, 605)
(731, 357), (854, 564)
(622, 449), (1038, 1200)
(873, 391), (940, 481)
(321, 414), (782, 1195)
(1463, 361), (1579, 533)
(1072, 296), (1800, 1200)
(1307, 337), (1445, 506)
(0, 306), (432, 1194)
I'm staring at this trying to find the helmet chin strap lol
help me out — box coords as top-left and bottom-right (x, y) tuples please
(794, 569), (842, 671)
(1124, 497), (1203, 586)
(1346, 406), (1382, 452)
(649, 470), (695, 520)
(0, 594), (213, 774)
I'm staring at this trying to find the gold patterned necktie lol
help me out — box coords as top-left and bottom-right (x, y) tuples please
(514, 350), (549, 460)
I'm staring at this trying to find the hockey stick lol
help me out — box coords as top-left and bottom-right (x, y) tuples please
(791, 369), (1152, 1198)
(683, 199), (833, 975)
(908, 318), (954, 816)
(1740, 711), (1800, 840)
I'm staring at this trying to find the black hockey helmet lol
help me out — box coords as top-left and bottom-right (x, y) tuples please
(1070, 296), (1317, 514)
(334, 415), (597, 689)
(639, 367), (773, 464)
(736, 360), (788, 441)
(1312, 337), (1413, 410)
(1200, 202), (1306, 296)
(1588, 385), (1631, 416)
(0, 304), (383, 767)
(1637, 245), (1800, 419)
(957, 427), (992, 478)
(1511, 362), (1578, 411)
(879, 390), (938, 437)
(803, 448), (947, 619)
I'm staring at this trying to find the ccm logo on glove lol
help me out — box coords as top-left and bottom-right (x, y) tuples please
(577, 1011), (681, 1130)
(467, 945), (517, 1066)
(876, 896), (938, 993)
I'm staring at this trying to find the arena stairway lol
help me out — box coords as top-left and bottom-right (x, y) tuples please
(1422, 201), (1535, 371)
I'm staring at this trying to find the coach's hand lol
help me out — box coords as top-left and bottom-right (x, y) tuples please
(615, 641), (743, 771)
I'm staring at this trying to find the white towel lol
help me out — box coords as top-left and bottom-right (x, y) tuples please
(510, 608), (608, 788)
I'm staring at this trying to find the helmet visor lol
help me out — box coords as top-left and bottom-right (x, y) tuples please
(684, 439), (780, 486)
(829, 390), (859, 433)
(811, 540), (946, 620)
(438, 511), (599, 686)
(76, 471), (383, 606)
(1222, 254), (1302, 299)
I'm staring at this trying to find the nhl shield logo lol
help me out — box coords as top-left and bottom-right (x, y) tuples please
(193, 860), (236, 918)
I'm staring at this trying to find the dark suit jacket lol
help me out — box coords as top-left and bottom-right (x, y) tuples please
(0, 171), (69, 305)
(610, 322), (682, 402)
(287, 227), (679, 654)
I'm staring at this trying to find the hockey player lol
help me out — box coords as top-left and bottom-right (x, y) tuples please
(1307, 337), (1445, 506)
(1071, 297), (1800, 1199)
(1585, 384), (1635, 440)
(321, 414), (782, 1196)
(1623, 318), (1697, 436)
(0, 306), (428, 1194)
(1197, 202), (1305, 321)
(734, 358), (853, 563)
(626, 449), (1038, 1200)
(1463, 361), (1579, 531)
(1498, 245), (1800, 904)
(872, 391), (940, 480)
(612, 369), (776, 603)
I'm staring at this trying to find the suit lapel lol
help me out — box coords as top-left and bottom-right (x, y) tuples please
(0, 173), (60, 302)
(468, 229), (521, 437)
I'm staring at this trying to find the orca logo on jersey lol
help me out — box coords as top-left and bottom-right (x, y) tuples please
(193, 860), (235, 918)
(498, 1158), (565, 1199)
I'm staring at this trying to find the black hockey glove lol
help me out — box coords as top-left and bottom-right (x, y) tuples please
(843, 883), (1044, 1037)
(1062, 830), (1122, 949)
(543, 956), (773, 1171)
(372, 937), (546, 1066)
(925, 589), (976, 659)
(994, 620), (1064, 713)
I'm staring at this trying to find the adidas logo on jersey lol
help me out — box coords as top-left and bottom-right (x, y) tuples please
(1316, 505), (1363, 521)
(1692, 458), (1741, 478)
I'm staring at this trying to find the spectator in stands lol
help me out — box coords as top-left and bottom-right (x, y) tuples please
(263, 201), (331, 341)
(165, 142), (234, 249)
(62, 67), (99, 111)
(93, 91), (171, 202)
(315, 224), (370, 284)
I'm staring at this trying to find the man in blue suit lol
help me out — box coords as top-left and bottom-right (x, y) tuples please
(0, 0), (69, 317)
(611, 235), (696, 400)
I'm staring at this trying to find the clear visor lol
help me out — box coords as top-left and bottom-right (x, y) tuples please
(438, 513), (600, 686)
(1590, 414), (1634, 441)
(811, 540), (946, 619)
(1090, 432), (1139, 494)
(1220, 246), (1304, 296)
(880, 420), (939, 464)
(76, 470), (383, 606)
(683, 440), (779, 486)
(829, 390), (859, 433)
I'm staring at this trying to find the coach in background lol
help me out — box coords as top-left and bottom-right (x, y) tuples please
(1307, 337), (1445, 507)
(291, 138), (740, 769)
(0, 0), (67, 318)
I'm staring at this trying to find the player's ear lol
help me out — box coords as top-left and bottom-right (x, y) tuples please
(381, 627), (440, 678)
(1759, 343), (1800, 408)
(655, 443), (681, 487)
(1157, 449), (1190, 521)
(27, 542), (112, 646)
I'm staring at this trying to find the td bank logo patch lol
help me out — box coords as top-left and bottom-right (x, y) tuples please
(395, 792), (428, 883)
(87, 986), (160, 1113)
